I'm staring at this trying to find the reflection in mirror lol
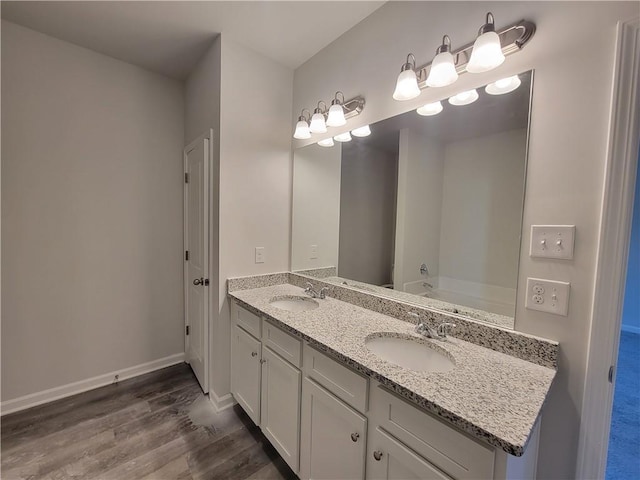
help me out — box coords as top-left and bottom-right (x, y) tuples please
(291, 71), (533, 329)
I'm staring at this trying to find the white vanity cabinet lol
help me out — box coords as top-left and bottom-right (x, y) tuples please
(230, 302), (302, 473)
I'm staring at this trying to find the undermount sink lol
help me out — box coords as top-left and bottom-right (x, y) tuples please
(269, 295), (319, 312)
(365, 334), (455, 373)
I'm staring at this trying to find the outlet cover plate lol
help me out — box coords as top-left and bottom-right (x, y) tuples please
(525, 277), (570, 316)
(530, 225), (576, 260)
(255, 247), (265, 264)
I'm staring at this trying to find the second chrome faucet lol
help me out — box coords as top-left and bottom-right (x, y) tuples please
(304, 282), (329, 299)
(408, 312), (455, 341)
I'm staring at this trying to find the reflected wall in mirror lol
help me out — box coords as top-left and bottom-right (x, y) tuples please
(291, 71), (533, 329)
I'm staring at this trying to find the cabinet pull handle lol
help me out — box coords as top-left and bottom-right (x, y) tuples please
(373, 450), (383, 461)
(251, 351), (258, 357)
(351, 433), (359, 442)
(260, 359), (267, 364)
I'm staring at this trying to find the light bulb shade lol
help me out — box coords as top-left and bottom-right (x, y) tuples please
(485, 75), (521, 95)
(309, 112), (327, 133)
(416, 101), (444, 116)
(467, 31), (505, 73)
(334, 132), (352, 142)
(426, 51), (458, 87)
(317, 138), (334, 147)
(393, 68), (421, 101)
(351, 125), (371, 137)
(326, 104), (347, 127)
(448, 89), (479, 106)
(293, 120), (311, 139)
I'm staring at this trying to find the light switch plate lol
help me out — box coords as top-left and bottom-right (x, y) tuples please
(530, 225), (576, 260)
(255, 247), (265, 264)
(525, 277), (570, 316)
(309, 244), (318, 260)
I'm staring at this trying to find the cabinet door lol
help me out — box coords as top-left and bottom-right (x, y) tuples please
(231, 325), (261, 425)
(366, 427), (452, 480)
(300, 378), (367, 480)
(261, 346), (301, 473)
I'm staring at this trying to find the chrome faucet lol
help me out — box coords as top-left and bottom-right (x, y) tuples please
(304, 282), (329, 299)
(408, 312), (455, 341)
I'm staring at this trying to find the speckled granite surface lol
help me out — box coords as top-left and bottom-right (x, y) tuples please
(227, 272), (290, 292)
(292, 266), (337, 278)
(228, 283), (556, 456)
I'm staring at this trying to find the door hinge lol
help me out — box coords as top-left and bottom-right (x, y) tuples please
(186, 325), (190, 336)
(608, 365), (615, 383)
(185, 250), (189, 261)
(184, 172), (189, 183)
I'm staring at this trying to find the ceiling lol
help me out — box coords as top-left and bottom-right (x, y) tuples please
(1, 1), (385, 79)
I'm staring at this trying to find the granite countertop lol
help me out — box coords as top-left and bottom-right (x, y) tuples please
(229, 283), (556, 457)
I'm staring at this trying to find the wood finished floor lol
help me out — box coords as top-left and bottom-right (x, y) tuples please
(1, 364), (297, 480)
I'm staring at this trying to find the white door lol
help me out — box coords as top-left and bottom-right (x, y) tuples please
(184, 131), (211, 393)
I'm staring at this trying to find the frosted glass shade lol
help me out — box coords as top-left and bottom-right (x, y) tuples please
(351, 125), (371, 137)
(326, 104), (347, 127)
(485, 75), (521, 95)
(448, 89), (479, 106)
(293, 120), (311, 139)
(317, 138), (334, 147)
(334, 132), (352, 142)
(309, 112), (327, 133)
(426, 51), (458, 87)
(393, 69), (421, 101)
(467, 31), (505, 73)
(416, 101), (443, 116)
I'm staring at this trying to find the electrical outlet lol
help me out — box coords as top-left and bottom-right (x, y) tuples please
(309, 244), (318, 260)
(525, 278), (570, 316)
(255, 247), (265, 264)
(530, 225), (576, 260)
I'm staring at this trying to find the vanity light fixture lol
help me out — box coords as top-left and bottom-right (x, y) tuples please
(309, 101), (328, 134)
(326, 92), (347, 127)
(351, 125), (371, 137)
(317, 138), (334, 147)
(467, 13), (505, 73)
(485, 74), (521, 95)
(393, 54), (422, 101)
(334, 132), (352, 142)
(426, 36), (458, 88)
(293, 109), (311, 139)
(392, 14), (535, 100)
(416, 101), (444, 116)
(448, 89), (479, 106)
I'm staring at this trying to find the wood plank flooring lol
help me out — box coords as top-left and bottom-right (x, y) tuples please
(1, 364), (297, 480)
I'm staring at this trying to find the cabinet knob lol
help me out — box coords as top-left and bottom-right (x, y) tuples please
(251, 351), (258, 357)
(260, 359), (267, 364)
(351, 433), (359, 442)
(373, 450), (383, 461)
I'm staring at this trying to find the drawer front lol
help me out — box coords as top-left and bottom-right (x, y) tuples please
(263, 320), (302, 368)
(231, 301), (261, 339)
(303, 343), (368, 413)
(369, 386), (494, 480)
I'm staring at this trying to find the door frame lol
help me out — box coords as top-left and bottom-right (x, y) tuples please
(183, 129), (214, 393)
(576, 18), (639, 479)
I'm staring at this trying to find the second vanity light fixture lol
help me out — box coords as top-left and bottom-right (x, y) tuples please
(392, 12), (535, 101)
(293, 91), (365, 140)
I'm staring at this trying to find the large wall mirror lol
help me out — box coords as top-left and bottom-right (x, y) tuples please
(292, 71), (533, 329)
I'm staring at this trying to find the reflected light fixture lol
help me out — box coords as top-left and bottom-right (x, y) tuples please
(317, 138), (334, 147)
(467, 12), (505, 73)
(309, 101), (328, 133)
(485, 75), (521, 95)
(326, 92), (347, 127)
(448, 89), (479, 106)
(416, 101), (444, 116)
(293, 109), (311, 139)
(351, 125), (371, 137)
(393, 54), (421, 101)
(426, 36), (458, 88)
(334, 132), (352, 142)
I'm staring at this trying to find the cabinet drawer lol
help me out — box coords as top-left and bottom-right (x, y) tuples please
(231, 301), (261, 339)
(369, 386), (494, 480)
(263, 320), (302, 368)
(303, 343), (368, 413)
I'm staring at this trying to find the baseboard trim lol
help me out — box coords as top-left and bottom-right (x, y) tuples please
(621, 324), (640, 334)
(0, 353), (185, 416)
(209, 389), (236, 413)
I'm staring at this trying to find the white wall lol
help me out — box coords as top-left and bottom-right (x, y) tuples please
(215, 37), (293, 398)
(292, 2), (639, 477)
(291, 143), (342, 271)
(395, 130), (444, 290)
(1, 21), (185, 402)
(439, 128), (526, 289)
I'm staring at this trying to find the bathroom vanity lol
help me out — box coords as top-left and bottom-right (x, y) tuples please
(228, 276), (556, 480)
